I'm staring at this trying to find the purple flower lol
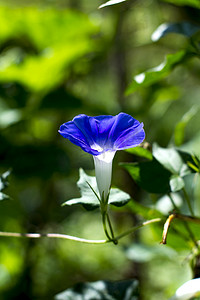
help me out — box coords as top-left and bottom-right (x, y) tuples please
(59, 113), (145, 200)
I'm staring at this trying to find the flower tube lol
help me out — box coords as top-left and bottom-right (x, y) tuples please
(59, 113), (145, 201)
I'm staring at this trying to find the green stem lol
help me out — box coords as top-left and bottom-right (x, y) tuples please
(100, 193), (117, 244)
(168, 193), (178, 210)
(100, 192), (115, 243)
(168, 193), (198, 248)
(102, 210), (112, 241)
(0, 218), (161, 244)
(176, 214), (200, 224)
(114, 218), (161, 241)
(106, 212), (118, 245)
(0, 231), (108, 244)
(183, 187), (194, 217)
(106, 213), (114, 239)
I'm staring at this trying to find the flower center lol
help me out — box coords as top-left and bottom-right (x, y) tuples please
(96, 151), (115, 163)
(91, 143), (103, 152)
(91, 143), (115, 163)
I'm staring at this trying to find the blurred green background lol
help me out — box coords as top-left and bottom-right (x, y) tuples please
(0, 0), (200, 299)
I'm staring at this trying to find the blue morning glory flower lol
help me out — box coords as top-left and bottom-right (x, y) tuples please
(59, 113), (145, 200)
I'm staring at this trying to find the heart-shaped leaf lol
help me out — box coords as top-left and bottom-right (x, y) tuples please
(121, 160), (171, 194)
(55, 279), (139, 300)
(153, 144), (191, 177)
(170, 175), (185, 192)
(62, 169), (130, 210)
(125, 145), (153, 160)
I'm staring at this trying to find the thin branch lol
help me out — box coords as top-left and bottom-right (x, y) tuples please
(0, 231), (108, 244)
(183, 187), (194, 217)
(168, 193), (198, 247)
(106, 213), (118, 245)
(161, 214), (176, 244)
(161, 213), (200, 245)
(175, 214), (200, 224)
(168, 193), (179, 210)
(0, 218), (162, 244)
(102, 211), (113, 241)
(114, 218), (161, 241)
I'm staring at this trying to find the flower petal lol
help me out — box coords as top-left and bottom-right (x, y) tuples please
(58, 118), (99, 155)
(105, 113), (145, 150)
(58, 113), (145, 155)
(114, 122), (145, 150)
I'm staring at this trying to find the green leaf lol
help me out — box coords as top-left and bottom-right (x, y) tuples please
(127, 200), (163, 220)
(155, 193), (183, 214)
(126, 51), (186, 94)
(125, 243), (177, 263)
(0, 170), (11, 191)
(62, 169), (99, 209)
(0, 170), (11, 201)
(0, 192), (10, 201)
(99, 0), (126, 9)
(0, 7), (98, 92)
(62, 169), (130, 210)
(125, 145), (153, 160)
(153, 144), (185, 175)
(174, 105), (199, 146)
(55, 279), (139, 300)
(170, 175), (185, 192)
(109, 188), (131, 207)
(122, 145), (193, 194)
(179, 132), (200, 157)
(0, 109), (22, 129)
(161, 0), (200, 9)
(153, 144), (193, 178)
(121, 160), (171, 194)
(152, 22), (200, 42)
(194, 174), (200, 216)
